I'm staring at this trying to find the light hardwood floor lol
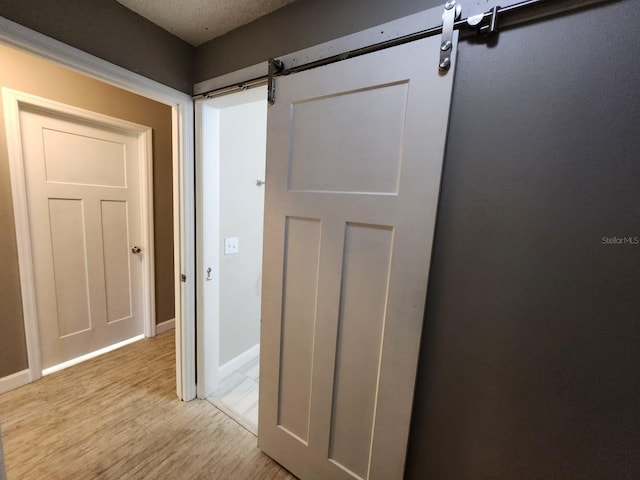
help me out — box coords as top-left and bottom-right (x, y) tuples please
(208, 355), (260, 435)
(0, 331), (296, 480)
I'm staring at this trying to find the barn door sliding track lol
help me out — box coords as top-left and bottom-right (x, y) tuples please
(193, 0), (611, 104)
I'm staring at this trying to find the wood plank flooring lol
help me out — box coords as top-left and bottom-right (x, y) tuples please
(0, 331), (296, 480)
(208, 356), (259, 434)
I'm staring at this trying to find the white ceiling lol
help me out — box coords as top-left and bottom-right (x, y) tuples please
(117, 0), (296, 47)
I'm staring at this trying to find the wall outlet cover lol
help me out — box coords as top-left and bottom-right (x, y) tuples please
(224, 237), (239, 254)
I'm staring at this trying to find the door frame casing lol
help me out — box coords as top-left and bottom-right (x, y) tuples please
(195, 99), (221, 398)
(3, 88), (156, 382)
(0, 17), (196, 400)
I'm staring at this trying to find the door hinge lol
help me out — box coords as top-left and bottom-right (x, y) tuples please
(439, 0), (462, 72)
(268, 58), (284, 105)
(181, 273), (187, 283)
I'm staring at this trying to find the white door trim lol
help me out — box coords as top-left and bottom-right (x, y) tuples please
(2, 88), (156, 382)
(195, 100), (221, 398)
(0, 17), (196, 401)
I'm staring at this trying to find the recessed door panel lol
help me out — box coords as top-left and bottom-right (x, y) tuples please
(329, 223), (394, 478)
(42, 128), (127, 187)
(101, 200), (133, 324)
(48, 198), (91, 338)
(288, 82), (408, 194)
(277, 216), (322, 443)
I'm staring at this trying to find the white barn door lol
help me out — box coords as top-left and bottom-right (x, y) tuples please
(259, 34), (457, 480)
(19, 107), (147, 369)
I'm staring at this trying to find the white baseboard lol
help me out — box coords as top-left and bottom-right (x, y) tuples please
(218, 344), (260, 380)
(0, 369), (31, 395)
(155, 318), (175, 334)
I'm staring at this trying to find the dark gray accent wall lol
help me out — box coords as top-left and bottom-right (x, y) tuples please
(194, 0), (442, 82)
(406, 1), (640, 478)
(0, 0), (194, 94)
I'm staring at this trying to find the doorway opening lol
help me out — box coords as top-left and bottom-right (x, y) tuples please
(196, 86), (268, 433)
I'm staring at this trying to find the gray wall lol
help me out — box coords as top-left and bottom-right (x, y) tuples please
(196, 0), (640, 478)
(406, 1), (640, 478)
(0, 0), (194, 93)
(194, 0), (441, 82)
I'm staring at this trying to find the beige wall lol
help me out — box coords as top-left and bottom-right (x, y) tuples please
(0, 43), (174, 378)
(218, 98), (267, 364)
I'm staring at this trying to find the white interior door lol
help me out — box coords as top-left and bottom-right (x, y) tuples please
(19, 107), (146, 369)
(258, 34), (457, 479)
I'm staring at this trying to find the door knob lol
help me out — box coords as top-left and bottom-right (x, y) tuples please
(131, 246), (142, 254)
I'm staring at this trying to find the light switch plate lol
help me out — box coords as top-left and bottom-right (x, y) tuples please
(224, 237), (239, 254)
